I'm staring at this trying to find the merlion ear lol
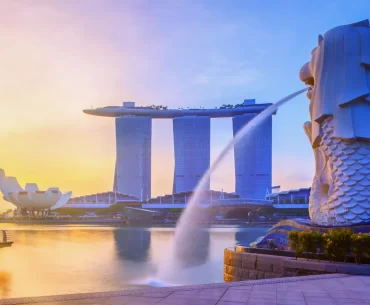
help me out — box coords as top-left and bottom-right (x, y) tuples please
(318, 34), (323, 44)
(357, 26), (370, 66)
(349, 19), (369, 27)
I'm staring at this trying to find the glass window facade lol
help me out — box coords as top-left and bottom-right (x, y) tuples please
(115, 116), (152, 200)
(173, 116), (211, 193)
(233, 114), (272, 199)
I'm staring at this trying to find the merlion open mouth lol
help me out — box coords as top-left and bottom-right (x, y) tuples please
(299, 62), (314, 99)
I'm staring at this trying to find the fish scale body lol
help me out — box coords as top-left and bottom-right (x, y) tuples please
(310, 118), (370, 225)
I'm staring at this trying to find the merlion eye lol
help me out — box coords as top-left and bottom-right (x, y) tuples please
(306, 77), (314, 87)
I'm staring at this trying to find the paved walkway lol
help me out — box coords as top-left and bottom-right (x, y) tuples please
(1, 274), (370, 305)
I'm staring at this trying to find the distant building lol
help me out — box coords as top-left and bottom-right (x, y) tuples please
(233, 101), (273, 199)
(63, 190), (238, 209)
(271, 185), (281, 194)
(266, 188), (311, 206)
(173, 116), (210, 193)
(84, 100), (275, 199)
(62, 188), (310, 212)
(147, 190), (240, 204)
(64, 191), (141, 209)
(0, 169), (71, 217)
(115, 115), (151, 200)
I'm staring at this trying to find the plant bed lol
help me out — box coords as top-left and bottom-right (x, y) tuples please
(224, 246), (370, 283)
(252, 219), (370, 250)
(239, 228), (370, 264)
(236, 246), (368, 264)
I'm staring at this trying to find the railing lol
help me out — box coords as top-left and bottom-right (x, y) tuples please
(1, 230), (11, 243)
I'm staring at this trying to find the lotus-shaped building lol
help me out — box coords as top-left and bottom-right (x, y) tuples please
(0, 169), (72, 216)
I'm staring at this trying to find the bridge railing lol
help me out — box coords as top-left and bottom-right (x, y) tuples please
(1, 230), (11, 243)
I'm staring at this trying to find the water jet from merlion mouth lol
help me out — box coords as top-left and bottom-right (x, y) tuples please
(155, 88), (309, 283)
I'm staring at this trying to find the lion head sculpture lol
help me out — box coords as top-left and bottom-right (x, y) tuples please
(299, 20), (370, 225)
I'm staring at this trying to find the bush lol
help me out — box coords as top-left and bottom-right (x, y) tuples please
(351, 233), (370, 264)
(287, 228), (369, 263)
(311, 231), (324, 259)
(300, 232), (316, 260)
(323, 229), (352, 263)
(288, 231), (302, 259)
(288, 231), (324, 260)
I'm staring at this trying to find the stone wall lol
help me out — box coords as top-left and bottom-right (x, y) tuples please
(224, 248), (370, 282)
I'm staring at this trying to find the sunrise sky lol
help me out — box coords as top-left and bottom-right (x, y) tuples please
(1, 0), (369, 207)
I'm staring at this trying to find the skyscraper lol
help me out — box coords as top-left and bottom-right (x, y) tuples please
(85, 100), (274, 199)
(233, 113), (272, 199)
(173, 116), (211, 193)
(115, 116), (152, 200)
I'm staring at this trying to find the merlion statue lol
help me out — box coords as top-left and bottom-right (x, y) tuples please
(300, 20), (370, 225)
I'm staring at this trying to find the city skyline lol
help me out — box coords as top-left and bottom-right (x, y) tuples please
(94, 100), (273, 200)
(1, 0), (369, 208)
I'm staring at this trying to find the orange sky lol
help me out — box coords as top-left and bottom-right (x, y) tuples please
(0, 1), (137, 202)
(0, 1), (315, 208)
(0, 1), (236, 204)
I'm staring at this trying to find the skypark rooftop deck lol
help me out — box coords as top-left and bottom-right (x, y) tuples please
(83, 100), (274, 119)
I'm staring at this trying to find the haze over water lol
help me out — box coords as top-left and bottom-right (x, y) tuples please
(0, 224), (269, 299)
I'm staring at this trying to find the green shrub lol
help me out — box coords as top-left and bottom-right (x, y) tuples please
(365, 236), (370, 259)
(311, 231), (324, 249)
(351, 233), (370, 264)
(324, 229), (352, 263)
(288, 229), (370, 263)
(288, 231), (302, 259)
(311, 231), (324, 259)
(300, 232), (316, 259)
(288, 231), (298, 250)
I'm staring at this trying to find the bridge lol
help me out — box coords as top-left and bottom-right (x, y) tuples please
(63, 191), (308, 211)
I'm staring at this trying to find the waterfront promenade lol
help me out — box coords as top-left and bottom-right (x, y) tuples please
(0, 218), (278, 226)
(2, 274), (370, 305)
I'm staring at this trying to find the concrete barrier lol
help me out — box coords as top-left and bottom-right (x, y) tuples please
(224, 247), (370, 282)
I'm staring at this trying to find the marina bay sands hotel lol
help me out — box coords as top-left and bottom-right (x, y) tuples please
(83, 100), (274, 201)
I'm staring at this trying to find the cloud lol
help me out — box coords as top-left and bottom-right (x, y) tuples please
(191, 57), (263, 88)
(0, 0), (314, 201)
(193, 75), (211, 85)
(272, 153), (314, 191)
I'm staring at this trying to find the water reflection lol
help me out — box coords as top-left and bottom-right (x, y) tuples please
(175, 228), (210, 268)
(235, 227), (270, 245)
(0, 272), (12, 298)
(113, 228), (151, 262)
(0, 224), (271, 298)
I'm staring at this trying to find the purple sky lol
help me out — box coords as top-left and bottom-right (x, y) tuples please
(1, 0), (369, 202)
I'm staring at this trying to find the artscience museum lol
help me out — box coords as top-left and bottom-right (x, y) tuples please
(0, 169), (72, 217)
